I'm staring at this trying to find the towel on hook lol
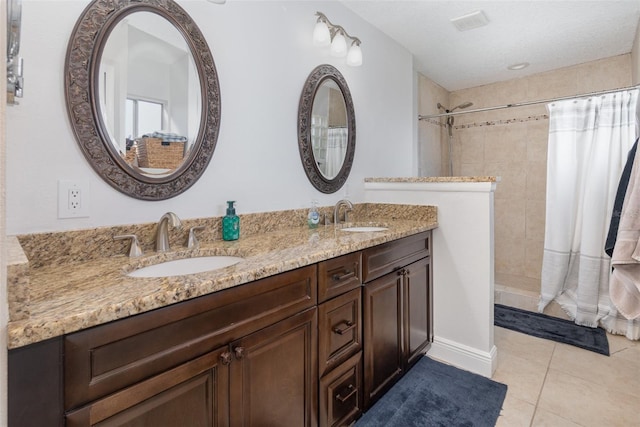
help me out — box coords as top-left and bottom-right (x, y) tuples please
(610, 139), (640, 319)
(605, 139), (638, 257)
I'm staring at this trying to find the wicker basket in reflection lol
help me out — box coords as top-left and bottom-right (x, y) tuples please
(136, 137), (185, 169)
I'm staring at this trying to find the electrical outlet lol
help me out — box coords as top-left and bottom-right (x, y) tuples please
(58, 180), (90, 218)
(69, 188), (81, 211)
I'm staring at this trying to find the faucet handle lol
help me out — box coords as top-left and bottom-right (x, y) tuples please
(187, 226), (205, 249)
(114, 234), (143, 258)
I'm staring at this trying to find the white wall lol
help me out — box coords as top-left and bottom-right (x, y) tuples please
(5, 1), (415, 235)
(365, 180), (498, 377)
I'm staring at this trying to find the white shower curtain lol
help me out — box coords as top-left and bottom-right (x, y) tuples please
(539, 89), (640, 338)
(325, 127), (348, 178)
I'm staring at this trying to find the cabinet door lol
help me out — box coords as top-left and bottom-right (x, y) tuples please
(404, 257), (432, 367)
(363, 271), (403, 409)
(229, 308), (318, 427)
(66, 347), (230, 427)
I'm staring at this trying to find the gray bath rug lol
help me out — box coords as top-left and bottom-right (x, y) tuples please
(355, 356), (507, 427)
(494, 303), (610, 356)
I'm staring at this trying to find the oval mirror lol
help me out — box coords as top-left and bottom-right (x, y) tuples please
(298, 65), (355, 194)
(65, 0), (221, 200)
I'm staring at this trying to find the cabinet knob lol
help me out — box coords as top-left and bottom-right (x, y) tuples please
(335, 384), (357, 403)
(234, 346), (245, 360)
(219, 351), (232, 365)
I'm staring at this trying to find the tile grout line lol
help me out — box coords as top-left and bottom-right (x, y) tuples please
(528, 342), (556, 427)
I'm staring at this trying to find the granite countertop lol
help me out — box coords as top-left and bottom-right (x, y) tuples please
(7, 215), (437, 349)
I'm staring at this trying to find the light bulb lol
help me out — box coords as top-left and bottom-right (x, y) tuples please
(313, 21), (331, 46)
(346, 44), (362, 66)
(330, 32), (347, 57)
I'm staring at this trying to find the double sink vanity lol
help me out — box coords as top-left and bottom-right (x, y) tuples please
(8, 203), (437, 426)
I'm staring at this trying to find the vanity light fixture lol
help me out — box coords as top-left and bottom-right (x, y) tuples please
(313, 12), (362, 67)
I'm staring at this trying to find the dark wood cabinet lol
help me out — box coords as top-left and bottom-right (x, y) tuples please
(9, 266), (317, 427)
(362, 232), (432, 409)
(65, 308), (318, 427)
(362, 269), (403, 408)
(318, 288), (362, 378)
(317, 255), (364, 427)
(318, 252), (361, 303)
(8, 231), (433, 427)
(229, 308), (317, 427)
(404, 257), (432, 367)
(66, 346), (230, 427)
(319, 352), (363, 427)
(64, 265), (316, 411)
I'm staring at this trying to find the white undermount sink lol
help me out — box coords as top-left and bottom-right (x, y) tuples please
(128, 256), (244, 278)
(341, 226), (388, 232)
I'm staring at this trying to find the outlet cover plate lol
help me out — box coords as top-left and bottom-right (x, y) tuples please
(58, 180), (90, 218)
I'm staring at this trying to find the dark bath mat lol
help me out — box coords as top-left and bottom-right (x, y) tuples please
(355, 356), (507, 427)
(494, 304), (610, 356)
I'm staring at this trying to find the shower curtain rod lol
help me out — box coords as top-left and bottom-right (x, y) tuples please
(418, 83), (640, 120)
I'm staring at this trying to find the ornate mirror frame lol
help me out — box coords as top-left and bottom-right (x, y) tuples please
(298, 64), (356, 194)
(65, 0), (221, 200)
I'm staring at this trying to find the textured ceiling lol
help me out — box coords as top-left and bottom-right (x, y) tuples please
(342, 0), (640, 91)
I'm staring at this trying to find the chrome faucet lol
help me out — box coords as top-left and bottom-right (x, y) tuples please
(333, 199), (354, 224)
(156, 212), (183, 252)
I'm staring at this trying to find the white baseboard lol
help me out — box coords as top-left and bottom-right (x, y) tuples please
(427, 336), (498, 378)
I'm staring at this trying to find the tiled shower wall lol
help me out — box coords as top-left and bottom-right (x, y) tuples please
(417, 77), (449, 176)
(419, 54), (633, 301)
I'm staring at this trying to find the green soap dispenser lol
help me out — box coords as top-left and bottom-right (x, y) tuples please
(222, 201), (240, 241)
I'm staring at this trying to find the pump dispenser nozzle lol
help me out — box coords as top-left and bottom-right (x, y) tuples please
(226, 201), (236, 215)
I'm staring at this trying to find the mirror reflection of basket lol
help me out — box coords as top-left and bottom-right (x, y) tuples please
(136, 137), (185, 169)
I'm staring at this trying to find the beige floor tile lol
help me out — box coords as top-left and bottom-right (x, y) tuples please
(531, 408), (582, 426)
(495, 326), (556, 366)
(492, 348), (549, 405)
(550, 342), (640, 396)
(496, 395), (536, 427)
(538, 369), (640, 426)
(607, 333), (640, 362)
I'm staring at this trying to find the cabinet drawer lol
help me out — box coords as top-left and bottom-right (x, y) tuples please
(362, 231), (430, 282)
(319, 352), (363, 427)
(65, 265), (317, 410)
(318, 252), (361, 303)
(318, 288), (362, 377)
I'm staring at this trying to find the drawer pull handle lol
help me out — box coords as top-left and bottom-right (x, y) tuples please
(234, 346), (245, 360)
(332, 270), (355, 282)
(332, 320), (355, 335)
(219, 351), (232, 365)
(335, 384), (356, 403)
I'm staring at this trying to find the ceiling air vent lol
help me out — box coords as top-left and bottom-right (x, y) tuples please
(450, 10), (490, 32)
